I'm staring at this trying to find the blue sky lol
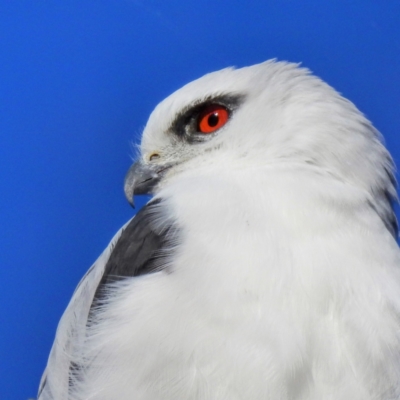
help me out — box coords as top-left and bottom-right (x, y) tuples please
(1, 1), (400, 398)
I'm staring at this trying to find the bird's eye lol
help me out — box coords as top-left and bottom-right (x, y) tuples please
(197, 105), (229, 134)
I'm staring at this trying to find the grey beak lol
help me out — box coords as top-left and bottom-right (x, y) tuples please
(124, 160), (163, 208)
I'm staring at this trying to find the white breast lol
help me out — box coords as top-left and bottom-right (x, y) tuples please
(69, 166), (400, 400)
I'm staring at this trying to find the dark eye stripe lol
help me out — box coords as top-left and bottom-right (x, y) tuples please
(168, 93), (245, 143)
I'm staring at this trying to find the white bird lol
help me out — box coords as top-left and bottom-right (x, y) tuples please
(38, 60), (400, 400)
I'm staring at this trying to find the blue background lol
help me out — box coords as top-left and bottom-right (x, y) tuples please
(1, 1), (399, 398)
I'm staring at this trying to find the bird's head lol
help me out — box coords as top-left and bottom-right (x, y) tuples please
(124, 60), (396, 234)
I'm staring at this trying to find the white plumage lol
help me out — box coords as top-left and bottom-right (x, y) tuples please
(39, 60), (400, 400)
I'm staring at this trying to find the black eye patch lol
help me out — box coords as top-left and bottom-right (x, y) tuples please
(168, 93), (245, 143)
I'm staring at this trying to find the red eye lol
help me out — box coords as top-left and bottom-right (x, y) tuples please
(197, 105), (229, 134)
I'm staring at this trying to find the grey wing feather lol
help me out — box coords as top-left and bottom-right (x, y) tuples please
(37, 220), (132, 400)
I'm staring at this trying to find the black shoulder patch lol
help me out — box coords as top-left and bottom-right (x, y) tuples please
(91, 198), (176, 309)
(68, 199), (178, 390)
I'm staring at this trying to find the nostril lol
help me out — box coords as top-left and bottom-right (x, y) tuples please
(149, 153), (160, 161)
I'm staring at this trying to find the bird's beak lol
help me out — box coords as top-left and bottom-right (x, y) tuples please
(124, 160), (167, 207)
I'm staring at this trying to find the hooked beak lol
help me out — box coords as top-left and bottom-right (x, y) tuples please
(124, 160), (170, 207)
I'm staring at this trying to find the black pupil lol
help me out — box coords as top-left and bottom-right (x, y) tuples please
(208, 112), (219, 127)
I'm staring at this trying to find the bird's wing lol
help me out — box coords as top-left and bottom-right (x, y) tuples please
(38, 199), (174, 400)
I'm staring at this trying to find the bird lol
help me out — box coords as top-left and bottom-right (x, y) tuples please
(38, 60), (400, 400)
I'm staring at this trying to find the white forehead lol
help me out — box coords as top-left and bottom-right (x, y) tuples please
(141, 60), (313, 149)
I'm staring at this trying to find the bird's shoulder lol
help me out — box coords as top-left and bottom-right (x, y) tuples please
(38, 199), (176, 399)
